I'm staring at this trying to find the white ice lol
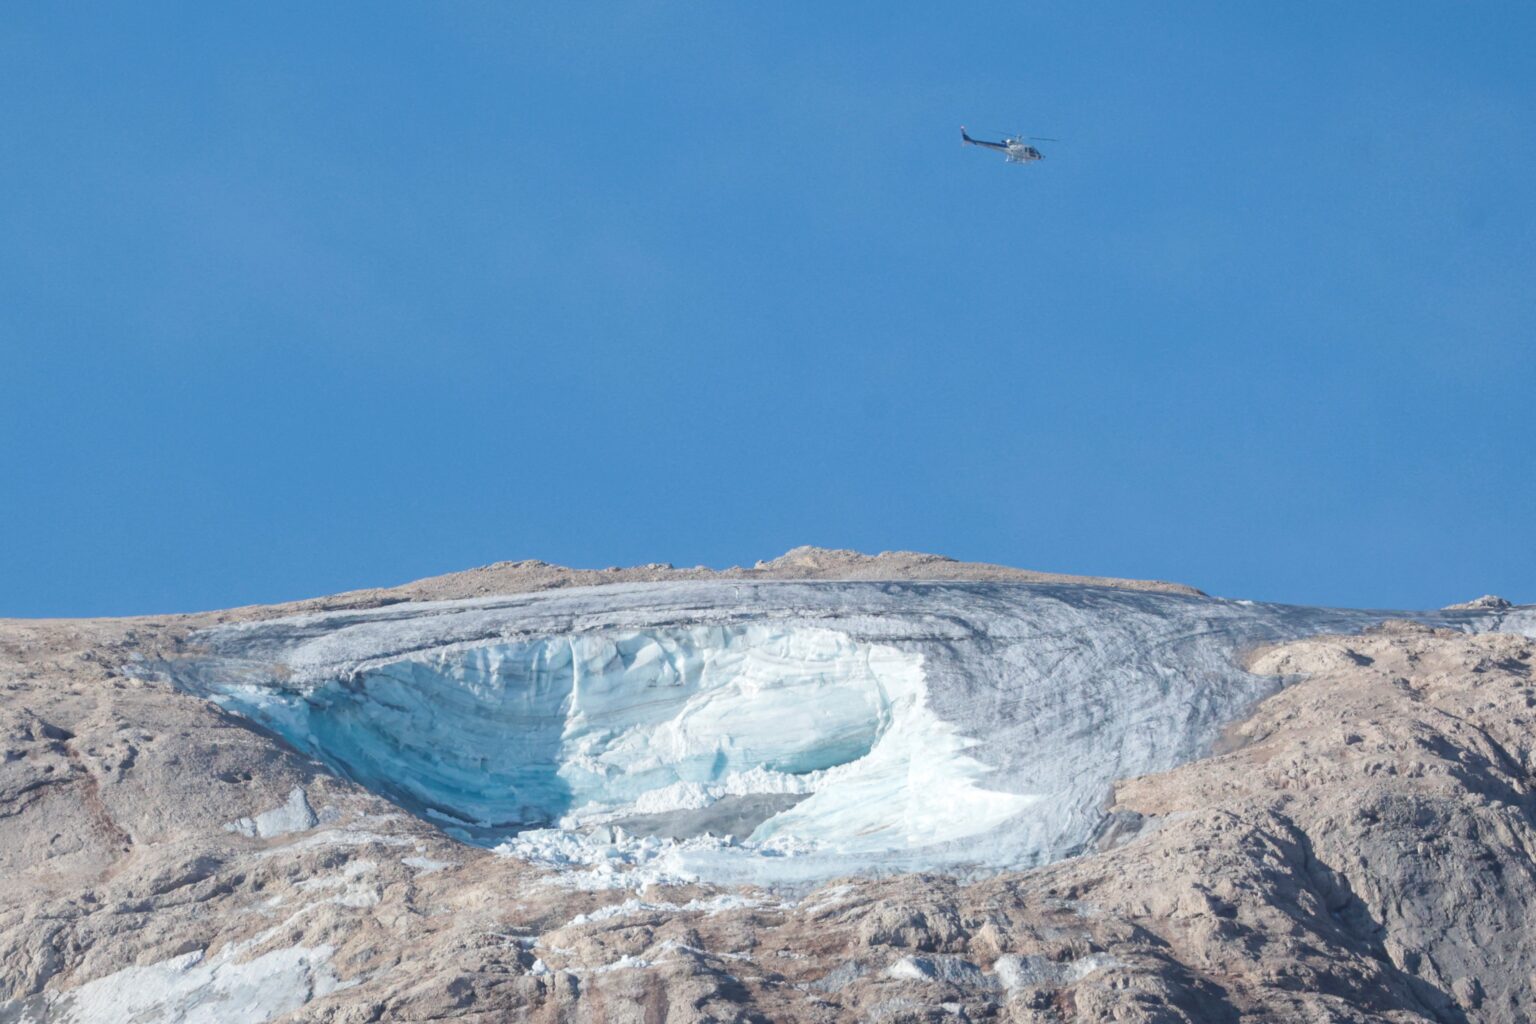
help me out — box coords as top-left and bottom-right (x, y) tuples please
(201, 625), (1024, 854)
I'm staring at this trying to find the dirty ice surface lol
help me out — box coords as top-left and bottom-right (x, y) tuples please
(167, 581), (1534, 885)
(11, 944), (341, 1024)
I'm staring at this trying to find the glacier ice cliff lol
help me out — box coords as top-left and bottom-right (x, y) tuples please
(166, 580), (1531, 882)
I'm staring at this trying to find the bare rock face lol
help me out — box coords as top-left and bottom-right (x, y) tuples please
(1, 551), (1533, 1023)
(216, 544), (1200, 619)
(1444, 594), (1514, 610)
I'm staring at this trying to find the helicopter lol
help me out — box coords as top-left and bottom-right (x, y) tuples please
(960, 126), (1057, 165)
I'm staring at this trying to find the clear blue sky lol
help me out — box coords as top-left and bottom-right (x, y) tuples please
(3, 3), (1534, 615)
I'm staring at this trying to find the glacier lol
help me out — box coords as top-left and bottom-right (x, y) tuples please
(165, 580), (1533, 883)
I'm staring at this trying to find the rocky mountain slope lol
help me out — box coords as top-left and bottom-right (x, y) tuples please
(2, 550), (1532, 1022)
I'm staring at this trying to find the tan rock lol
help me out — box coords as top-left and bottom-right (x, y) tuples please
(1, 555), (1532, 1021)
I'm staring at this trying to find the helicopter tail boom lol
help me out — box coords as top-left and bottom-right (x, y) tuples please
(960, 126), (1007, 151)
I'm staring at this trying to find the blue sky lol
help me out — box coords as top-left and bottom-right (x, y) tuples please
(3, 3), (1534, 615)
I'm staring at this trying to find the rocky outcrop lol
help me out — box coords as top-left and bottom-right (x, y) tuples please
(1444, 595), (1513, 611)
(207, 545), (1201, 620)
(1, 554), (1532, 1022)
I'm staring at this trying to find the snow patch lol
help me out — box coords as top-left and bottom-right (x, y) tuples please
(294, 859), (379, 907)
(223, 787), (316, 839)
(565, 892), (767, 927)
(36, 944), (339, 1024)
(993, 953), (1119, 990)
(886, 955), (993, 988)
(256, 829), (411, 855)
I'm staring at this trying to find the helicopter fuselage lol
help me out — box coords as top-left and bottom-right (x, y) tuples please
(960, 126), (1044, 164)
(1001, 142), (1043, 164)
